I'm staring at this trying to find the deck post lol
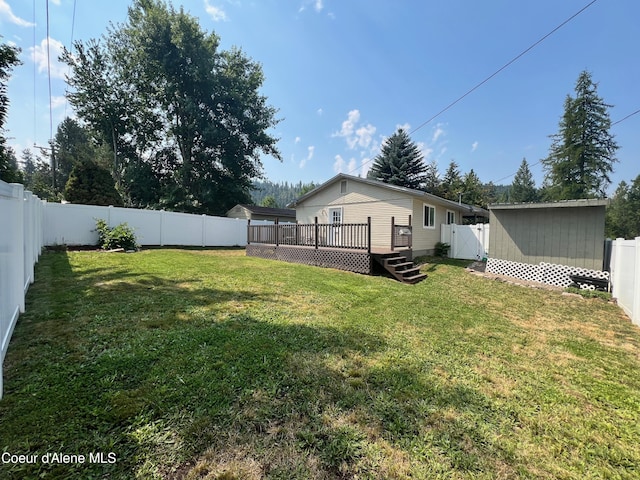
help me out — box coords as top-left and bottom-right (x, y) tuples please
(408, 214), (412, 248)
(314, 216), (319, 249)
(391, 216), (395, 251)
(275, 218), (279, 247)
(247, 219), (251, 245)
(367, 216), (371, 254)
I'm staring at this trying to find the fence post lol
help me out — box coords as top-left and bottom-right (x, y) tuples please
(634, 237), (640, 326)
(408, 214), (412, 249)
(202, 214), (207, 247)
(247, 219), (251, 245)
(367, 216), (371, 254)
(390, 216), (395, 251)
(160, 210), (165, 247)
(314, 217), (318, 250)
(275, 218), (279, 247)
(612, 238), (624, 300)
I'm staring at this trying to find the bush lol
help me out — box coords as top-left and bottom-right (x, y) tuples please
(565, 287), (612, 301)
(94, 218), (138, 251)
(434, 242), (450, 257)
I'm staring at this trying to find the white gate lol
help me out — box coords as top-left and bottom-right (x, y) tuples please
(441, 223), (490, 260)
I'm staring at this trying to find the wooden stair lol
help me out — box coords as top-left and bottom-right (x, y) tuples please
(373, 252), (427, 284)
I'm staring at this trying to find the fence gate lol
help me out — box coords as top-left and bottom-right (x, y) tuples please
(441, 224), (490, 260)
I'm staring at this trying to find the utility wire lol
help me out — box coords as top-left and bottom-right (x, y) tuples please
(33, 0), (36, 145)
(46, 0), (53, 141)
(346, 0), (599, 177)
(64, 0), (78, 119)
(491, 108), (640, 185)
(407, 0), (598, 138)
(612, 108), (640, 126)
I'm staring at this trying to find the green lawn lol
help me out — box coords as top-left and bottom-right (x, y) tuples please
(1, 249), (639, 479)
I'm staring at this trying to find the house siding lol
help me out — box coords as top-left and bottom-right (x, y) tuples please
(296, 178), (468, 254)
(227, 205), (250, 220)
(489, 205), (606, 270)
(296, 180), (412, 249)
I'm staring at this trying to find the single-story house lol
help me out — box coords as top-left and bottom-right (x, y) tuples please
(226, 204), (296, 223)
(488, 199), (609, 271)
(287, 173), (488, 258)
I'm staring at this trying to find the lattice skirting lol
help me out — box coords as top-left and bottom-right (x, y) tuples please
(486, 258), (609, 289)
(246, 244), (372, 274)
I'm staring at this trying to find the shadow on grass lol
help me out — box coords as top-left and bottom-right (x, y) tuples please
(2, 251), (517, 479)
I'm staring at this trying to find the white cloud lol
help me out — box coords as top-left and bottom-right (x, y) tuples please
(300, 145), (314, 168)
(50, 0), (61, 5)
(294, 136), (301, 144)
(0, 0), (35, 27)
(51, 95), (66, 109)
(333, 154), (345, 173)
(314, 0), (323, 12)
(432, 125), (444, 143)
(317, 108), (323, 116)
(333, 109), (376, 151)
(396, 123), (411, 132)
(204, 0), (228, 21)
(29, 37), (67, 79)
(471, 141), (478, 152)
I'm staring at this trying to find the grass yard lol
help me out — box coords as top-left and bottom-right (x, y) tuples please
(1, 248), (639, 479)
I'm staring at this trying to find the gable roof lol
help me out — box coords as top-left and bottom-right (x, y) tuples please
(288, 173), (489, 216)
(235, 204), (296, 218)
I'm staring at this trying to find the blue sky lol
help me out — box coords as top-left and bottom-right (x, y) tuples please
(2, 0), (639, 193)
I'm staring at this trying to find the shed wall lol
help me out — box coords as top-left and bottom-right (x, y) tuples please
(488, 206), (605, 270)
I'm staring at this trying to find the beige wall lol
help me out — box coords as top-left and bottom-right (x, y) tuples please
(227, 205), (250, 220)
(296, 178), (467, 253)
(489, 205), (606, 270)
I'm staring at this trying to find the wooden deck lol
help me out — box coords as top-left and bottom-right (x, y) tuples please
(246, 218), (426, 283)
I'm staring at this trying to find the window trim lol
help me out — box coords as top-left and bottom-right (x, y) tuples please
(340, 180), (347, 194)
(446, 210), (456, 225)
(423, 203), (436, 229)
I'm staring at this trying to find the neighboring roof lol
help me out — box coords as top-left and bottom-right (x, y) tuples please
(234, 204), (296, 218)
(489, 199), (610, 210)
(287, 173), (489, 216)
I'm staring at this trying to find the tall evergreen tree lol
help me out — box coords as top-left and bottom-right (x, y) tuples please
(510, 158), (538, 202)
(542, 71), (618, 200)
(64, 160), (123, 206)
(423, 159), (442, 196)
(440, 160), (463, 201)
(367, 128), (427, 190)
(462, 169), (484, 206)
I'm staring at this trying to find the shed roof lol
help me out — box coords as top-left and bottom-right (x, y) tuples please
(489, 199), (610, 210)
(234, 204), (296, 218)
(288, 173), (489, 216)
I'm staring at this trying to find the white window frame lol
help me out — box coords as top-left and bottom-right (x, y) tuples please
(446, 210), (456, 225)
(423, 203), (436, 229)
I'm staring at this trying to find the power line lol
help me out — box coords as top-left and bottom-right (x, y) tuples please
(492, 109), (640, 185)
(346, 0), (599, 177)
(612, 108), (640, 126)
(64, 0), (78, 119)
(46, 0), (53, 141)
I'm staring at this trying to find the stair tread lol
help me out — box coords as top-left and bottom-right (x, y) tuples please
(403, 273), (428, 283)
(400, 266), (422, 275)
(391, 262), (413, 269)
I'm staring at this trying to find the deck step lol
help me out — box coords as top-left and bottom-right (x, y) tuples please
(373, 252), (427, 284)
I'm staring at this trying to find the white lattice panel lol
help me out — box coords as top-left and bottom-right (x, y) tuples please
(486, 258), (609, 289)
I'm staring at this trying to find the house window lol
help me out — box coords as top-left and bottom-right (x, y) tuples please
(340, 180), (347, 194)
(446, 210), (456, 225)
(423, 204), (435, 229)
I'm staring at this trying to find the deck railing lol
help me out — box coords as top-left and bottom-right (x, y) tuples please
(248, 217), (371, 252)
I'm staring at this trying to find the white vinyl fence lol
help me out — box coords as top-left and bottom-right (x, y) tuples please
(44, 203), (266, 247)
(610, 237), (640, 326)
(441, 223), (490, 260)
(0, 181), (44, 398)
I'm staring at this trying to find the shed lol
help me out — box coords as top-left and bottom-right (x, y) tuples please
(488, 199), (610, 271)
(226, 204), (296, 223)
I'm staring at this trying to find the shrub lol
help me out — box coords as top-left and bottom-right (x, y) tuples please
(565, 286), (612, 301)
(94, 218), (138, 251)
(434, 242), (450, 257)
